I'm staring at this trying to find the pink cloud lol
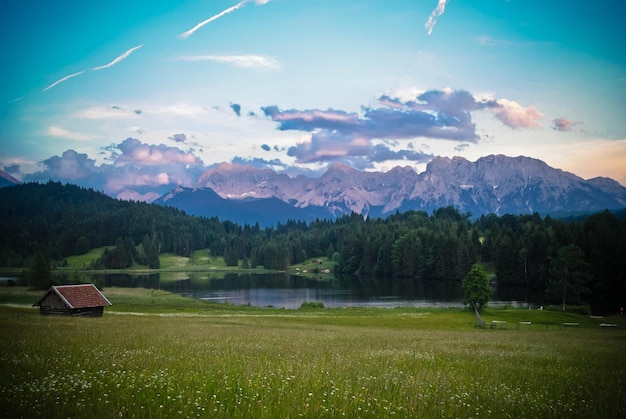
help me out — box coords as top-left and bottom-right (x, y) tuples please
(105, 171), (171, 193)
(116, 138), (202, 166)
(24, 139), (208, 196)
(492, 99), (543, 128)
(552, 117), (581, 132)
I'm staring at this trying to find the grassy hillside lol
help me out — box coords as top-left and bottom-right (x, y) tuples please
(1, 286), (624, 418)
(64, 247), (110, 269)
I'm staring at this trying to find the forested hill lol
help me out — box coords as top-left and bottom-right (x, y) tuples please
(1, 181), (625, 313)
(0, 181), (228, 266)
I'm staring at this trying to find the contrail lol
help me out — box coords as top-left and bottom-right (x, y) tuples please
(425, 0), (448, 35)
(43, 71), (85, 92)
(92, 44), (144, 71)
(178, 0), (271, 40)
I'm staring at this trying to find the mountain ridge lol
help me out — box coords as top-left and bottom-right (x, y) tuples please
(181, 155), (626, 224)
(0, 169), (21, 188)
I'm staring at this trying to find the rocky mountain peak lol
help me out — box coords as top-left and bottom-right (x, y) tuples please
(162, 155), (626, 225)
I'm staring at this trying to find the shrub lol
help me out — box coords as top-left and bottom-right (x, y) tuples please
(299, 301), (325, 309)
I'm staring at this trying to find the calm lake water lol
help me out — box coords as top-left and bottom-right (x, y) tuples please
(72, 272), (534, 309)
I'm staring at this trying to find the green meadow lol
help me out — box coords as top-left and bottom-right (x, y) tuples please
(58, 248), (335, 279)
(1, 287), (625, 418)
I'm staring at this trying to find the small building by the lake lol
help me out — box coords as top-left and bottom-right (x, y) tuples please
(33, 284), (112, 317)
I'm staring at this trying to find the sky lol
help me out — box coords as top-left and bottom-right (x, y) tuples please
(1, 0), (625, 200)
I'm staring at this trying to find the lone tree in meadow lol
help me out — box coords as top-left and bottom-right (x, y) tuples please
(463, 263), (491, 312)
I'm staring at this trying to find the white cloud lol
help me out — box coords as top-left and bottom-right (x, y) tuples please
(178, 1), (247, 40)
(46, 125), (91, 141)
(77, 106), (141, 120)
(178, 0), (272, 40)
(43, 71), (85, 92)
(177, 54), (280, 69)
(425, 0), (448, 36)
(92, 44), (144, 71)
(77, 103), (209, 120)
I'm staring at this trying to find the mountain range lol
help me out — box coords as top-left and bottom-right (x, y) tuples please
(153, 155), (626, 225)
(0, 170), (20, 188)
(2, 155), (624, 226)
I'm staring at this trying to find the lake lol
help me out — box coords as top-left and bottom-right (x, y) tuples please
(74, 272), (536, 309)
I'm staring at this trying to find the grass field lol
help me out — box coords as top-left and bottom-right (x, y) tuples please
(64, 247), (110, 269)
(59, 247), (333, 272)
(1, 287), (625, 418)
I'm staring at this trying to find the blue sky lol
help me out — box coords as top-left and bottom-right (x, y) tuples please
(1, 0), (625, 199)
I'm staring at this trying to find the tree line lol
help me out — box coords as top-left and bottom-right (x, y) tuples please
(1, 181), (625, 313)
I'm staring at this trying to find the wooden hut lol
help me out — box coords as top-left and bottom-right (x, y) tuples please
(33, 284), (112, 317)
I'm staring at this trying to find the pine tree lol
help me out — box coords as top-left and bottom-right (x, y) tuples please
(31, 249), (51, 290)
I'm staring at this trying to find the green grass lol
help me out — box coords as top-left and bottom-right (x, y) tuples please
(56, 248), (229, 272)
(63, 247), (109, 269)
(159, 253), (192, 269)
(1, 287), (625, 418)
(0, 287), (626, 418)
(190, 249), (217, 266)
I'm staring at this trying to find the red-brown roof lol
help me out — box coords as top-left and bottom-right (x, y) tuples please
(34, 284), (112, 308)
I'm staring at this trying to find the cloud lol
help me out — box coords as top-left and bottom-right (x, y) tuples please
(369, 144), (434, 164)
(24, 150), (102, 185)
(46, 125), (91, 141)
(492, 99), (543, 128)
(552, 117), (581, 132)
(264, 88), (489, 143)
(169, 133), (188, 143)
(284, 128), (433, 166)
(77, 103), (208, 120)
(92, 44), (144, 71)
(286, 130), (370, 164)
(116, 189), (162, 203)
(115, 138), (202, 167)
(262, 106), (362, 133)
(77, 105), (137, 119)
(3, 163), (21, 175)
(102, 139), (206, 193)
(42, 45), (142, 92)
(230, 103), (242, 116)
(263, 88), (545, 165)
(178, 0), (272, 40)
(231, 156), (286, 170)
(177, 54), (280, 69)
(43, 71), (85, 92)
(425, 0), (448, 36)
(24, 139), (208, 195)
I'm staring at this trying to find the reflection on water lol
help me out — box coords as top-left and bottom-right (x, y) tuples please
(58, 271), (534, 309)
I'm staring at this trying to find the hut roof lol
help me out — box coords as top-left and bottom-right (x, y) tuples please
(33, 284), (112, 309)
